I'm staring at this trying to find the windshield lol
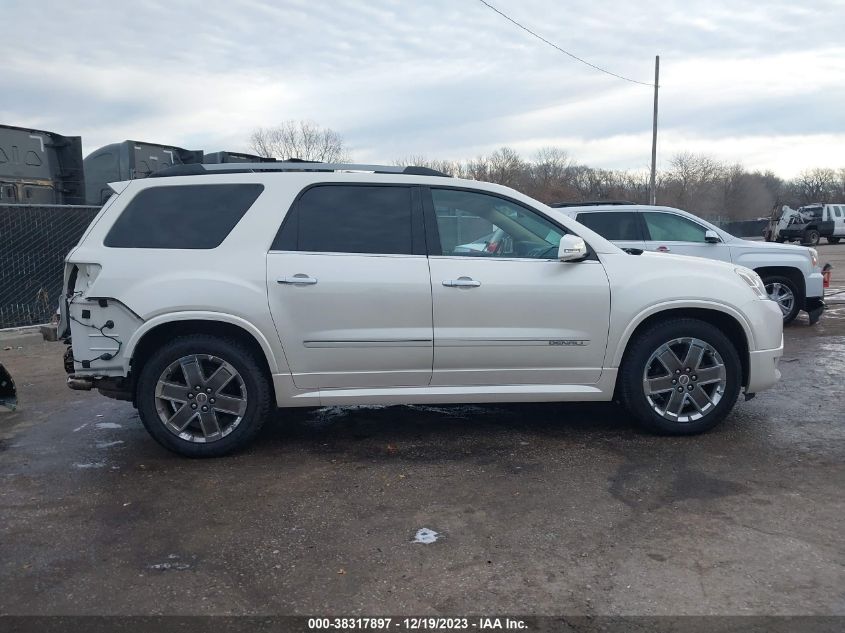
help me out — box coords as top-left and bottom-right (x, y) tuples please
(799, 206), (823, 219)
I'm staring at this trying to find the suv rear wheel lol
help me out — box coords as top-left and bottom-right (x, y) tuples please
(828, 237), (840, 244)
(619, 318), (741, 435)
(136, 334), (272, 457)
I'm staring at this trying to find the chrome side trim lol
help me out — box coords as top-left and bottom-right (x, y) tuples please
(434, 338), (590, 347)
(303, 339), (433, 348)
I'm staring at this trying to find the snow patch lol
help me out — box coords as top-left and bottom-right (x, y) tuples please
(413, 528), (440, 544)
(96, 440), (125, 449)
(95, 422), (122, 430)
(73, 461), (106, 469)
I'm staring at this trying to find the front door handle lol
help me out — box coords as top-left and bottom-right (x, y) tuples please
(277, 274), (318, 285)
(443, 277), (481, 288)
(656, 245), (671, 253)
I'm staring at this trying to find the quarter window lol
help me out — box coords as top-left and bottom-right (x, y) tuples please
(104, 184), (263, 249)
(576, 211), (642, 241)
(643, 212), (708, 243)
(432, 189), (565, 259)
(273, 185), (416, 255)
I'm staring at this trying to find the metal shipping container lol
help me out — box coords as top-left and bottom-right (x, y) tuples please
(83, 140), (203, 205)
(0, 124), (85, 205)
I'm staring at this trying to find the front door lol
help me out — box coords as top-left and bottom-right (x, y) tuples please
(267, 184), (432, 389)
(425, 187), (610, 386)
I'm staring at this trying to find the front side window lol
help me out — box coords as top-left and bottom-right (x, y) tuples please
(432, 189), (565, 259)
(104, 184), (263, 249)
(576, 211), (642, 241)
(643, 212), (708, 243)
(273, 185), (415, 255)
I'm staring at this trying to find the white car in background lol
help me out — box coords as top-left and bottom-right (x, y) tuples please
(554, 202), (827, 324)
(58, 164), (783, 456)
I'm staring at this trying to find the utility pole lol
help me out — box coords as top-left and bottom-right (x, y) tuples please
(649, 55), (660, 205)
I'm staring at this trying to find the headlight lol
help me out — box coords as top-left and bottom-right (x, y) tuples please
(735, 268), (767, 299)
(809, 248), (818, 268)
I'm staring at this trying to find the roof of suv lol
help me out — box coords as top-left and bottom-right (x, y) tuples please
(150, 161), (451, 179)
(556, 203), (685, 216)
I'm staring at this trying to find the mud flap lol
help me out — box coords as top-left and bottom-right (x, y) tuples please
(805, 297), (826, 326)
(0, 363), (17, 411)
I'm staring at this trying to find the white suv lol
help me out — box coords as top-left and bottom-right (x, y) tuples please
(59, 163), (783, 456)
(555, 203), (826, 324)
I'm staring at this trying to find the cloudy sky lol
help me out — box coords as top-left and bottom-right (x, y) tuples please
(5, 0), (844, 176)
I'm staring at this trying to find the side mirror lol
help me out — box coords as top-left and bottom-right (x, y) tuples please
(558, 234), (588, 261)
(705, 230), (721, 244)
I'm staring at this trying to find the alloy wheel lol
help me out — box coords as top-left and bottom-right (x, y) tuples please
(154, 354), (248, 443)
(764, 281), (795, 318)
(642, 337), (726, 423)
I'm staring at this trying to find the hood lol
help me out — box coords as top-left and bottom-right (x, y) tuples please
(638, 250), (739, 273)
(729, 238), (812, 254)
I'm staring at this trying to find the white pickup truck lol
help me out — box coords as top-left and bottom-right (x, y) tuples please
(555, 203), (826, 324)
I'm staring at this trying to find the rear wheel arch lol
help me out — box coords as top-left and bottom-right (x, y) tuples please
(129, 318), (278, 402)
(614, 307), (750, 392)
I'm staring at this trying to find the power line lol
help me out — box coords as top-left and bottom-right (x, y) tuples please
(475, 0), (654, 87)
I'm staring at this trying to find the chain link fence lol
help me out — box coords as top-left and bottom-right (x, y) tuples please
(1, 204), (100, 329)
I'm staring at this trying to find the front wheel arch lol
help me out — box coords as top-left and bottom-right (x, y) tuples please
(613, 307), (749, 398)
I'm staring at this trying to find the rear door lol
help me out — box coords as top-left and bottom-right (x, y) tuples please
(266, 184), (433, 389)
(642, 210), (733, 262)
(574, 210), (646, 251)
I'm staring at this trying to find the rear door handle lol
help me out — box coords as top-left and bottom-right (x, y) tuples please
(277, 274), (318, 285)
(656, 245), (671, 253)
(443, 277), (481, 288)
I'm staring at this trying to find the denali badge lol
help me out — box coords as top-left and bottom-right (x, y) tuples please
(548, 340), (588, 346)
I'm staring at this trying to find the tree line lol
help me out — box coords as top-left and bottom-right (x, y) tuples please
(250, 121), (845, 222)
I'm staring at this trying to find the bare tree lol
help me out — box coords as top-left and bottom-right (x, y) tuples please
(394, 146), (841, 223)
(793, 168), (838, 204)
(248, 120), (351, 162)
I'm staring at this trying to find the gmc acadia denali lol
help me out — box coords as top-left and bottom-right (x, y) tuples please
(58, 162), (783, 456)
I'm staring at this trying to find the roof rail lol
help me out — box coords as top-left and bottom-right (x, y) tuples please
(550, 200), (636, 208)
(149, 161), (450, 178)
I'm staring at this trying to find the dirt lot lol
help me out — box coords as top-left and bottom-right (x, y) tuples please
(1, 245), (843, 616)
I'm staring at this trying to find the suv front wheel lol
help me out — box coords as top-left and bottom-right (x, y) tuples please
(620, 318), (741, 435)
(136, 334), (272, 457)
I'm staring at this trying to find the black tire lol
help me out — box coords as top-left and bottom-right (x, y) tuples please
(760, 274), (801, 324)
(828, 237), (840, 244)
(619, 318), (742, 435)
(803, 229), (820, 246)
(136, 334), (272, 457)
(775, 237), (785, 243)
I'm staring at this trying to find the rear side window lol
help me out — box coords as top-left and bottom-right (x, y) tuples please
(273, 185), (415, 255)
(642, 211), (708, 243)
(576, 211), (642, 241)
(104, 184), (264, 249)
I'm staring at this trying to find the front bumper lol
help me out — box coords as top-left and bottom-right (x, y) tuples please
(747, 335), (783, 393)
(805, 271), (824, 301)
